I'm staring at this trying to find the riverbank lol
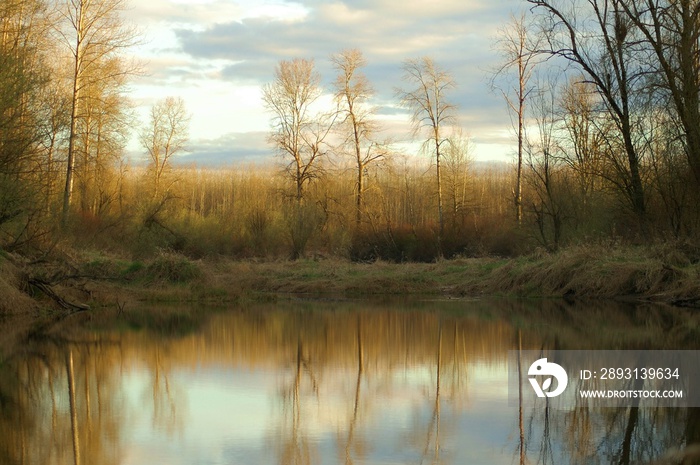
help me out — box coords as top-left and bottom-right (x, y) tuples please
(2, 242), (699, 316)
(0, 242), (698, 362)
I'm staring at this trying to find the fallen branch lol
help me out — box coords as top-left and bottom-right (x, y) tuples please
(28, 279), (90, 312)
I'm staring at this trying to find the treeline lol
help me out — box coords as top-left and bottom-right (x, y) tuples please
(1, 1), (699, 262)
(68, 160), (515, 260)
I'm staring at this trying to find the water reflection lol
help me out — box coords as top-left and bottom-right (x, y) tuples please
(1, 298), (700, 464)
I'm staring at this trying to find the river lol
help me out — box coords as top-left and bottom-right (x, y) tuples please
(1, 298), (698, 464)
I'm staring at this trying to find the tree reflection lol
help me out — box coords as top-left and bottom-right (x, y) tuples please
(420, 318), (443, 464)
(146, 341), (183, 436)
(66, 349), (80, 465)
(276, 331), (318, 465)
(341, 313), (365, 465)
(520, 301), (700, 465)
(0, 299), (698, 464)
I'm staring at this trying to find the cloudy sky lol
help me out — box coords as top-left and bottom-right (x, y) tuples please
(125, 0), (522, 166)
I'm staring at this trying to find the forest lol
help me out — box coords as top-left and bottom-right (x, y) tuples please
(2, 0), (700, 265)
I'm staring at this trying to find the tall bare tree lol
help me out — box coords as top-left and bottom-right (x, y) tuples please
(140, 96), (190, 198)
(73, 55), (132, 217)
(397, 57), (457, 246)
(527, 0), (648, 222)
(263, 58), (333, 205)
(491, 13), (542, 224)
(524, 78), (567, 250)
(263, 58), (335, 258)
(559, 78), (606, 213)
(617, 0), (700, 190)
(56, 0), (136, 224)
(331, 49), (386, 227)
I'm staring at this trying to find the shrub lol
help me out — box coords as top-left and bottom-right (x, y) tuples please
(142, 252), (202, 284)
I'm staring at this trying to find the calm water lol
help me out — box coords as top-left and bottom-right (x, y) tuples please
(2, 298), (700, 465)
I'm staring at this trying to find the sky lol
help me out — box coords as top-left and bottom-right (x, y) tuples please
(124, 0), (522, 166)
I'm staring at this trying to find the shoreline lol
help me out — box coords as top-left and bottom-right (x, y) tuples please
(2, 243), (698, 316)
(0, 243), (698, 362)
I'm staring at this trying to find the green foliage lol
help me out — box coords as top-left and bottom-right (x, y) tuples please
(123, 260), (145, 275)
(82, 258), (123, 279)
(144, 252), (202, 284)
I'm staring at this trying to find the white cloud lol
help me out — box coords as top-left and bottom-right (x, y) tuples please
(125, 0), (517, 164)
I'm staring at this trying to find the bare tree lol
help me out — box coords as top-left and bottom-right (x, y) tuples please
(524, 78), (567, 250)
(397, 57), (457, 248)
(527, 0), (648, 222)
(443, 130), (473, 229)
(331, 49), (386, 227)
(263, 58), (332, 205)
(72, 55), (133, 217)
(491, 12), (542, 224)
(617, 0), (700, 190)
(140, 96), (190, 198)
(56, 0), (137, 225)
(263, 58), (335, 258)
(36, 78), (71, 214)
(559, 78), (606, 214)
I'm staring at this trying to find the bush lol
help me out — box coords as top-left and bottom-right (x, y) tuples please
(140, 252), (202, 284)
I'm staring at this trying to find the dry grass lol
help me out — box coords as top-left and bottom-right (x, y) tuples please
(207, 244), (699, 304)
(454, 244), (700, 304)
(70, 245), (700, 307)
(0, 243), (699, 320)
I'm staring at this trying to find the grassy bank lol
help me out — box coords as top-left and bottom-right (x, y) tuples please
(216, 243), (700, 305)
(1, 242), (699, 318)
(2, 242), (698, 313)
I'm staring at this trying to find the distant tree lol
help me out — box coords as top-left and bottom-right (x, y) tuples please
(76, 56), (132, 216)
(331, 49), (387, 227)
(524, 80), (567, 250)
(559, 78), (605, 214)
(397, 57), (457, 249)
(491, 13), (542, 224)
(262, 58), (335, 258)
(263, 58), (333, 205)
(443, 130), (473, 229)
(140, 96), (190, 197)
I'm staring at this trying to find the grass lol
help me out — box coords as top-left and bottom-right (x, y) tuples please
(199, 244), (700, 305)
(1, 242), (699, 318)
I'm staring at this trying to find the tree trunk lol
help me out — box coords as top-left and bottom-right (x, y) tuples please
(356, 160), (363, 227)
(516, 57), (525, 225)
(63, 62), (80, 224)
(435, 133), (444, 255)
(62, 2), (84, 226)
